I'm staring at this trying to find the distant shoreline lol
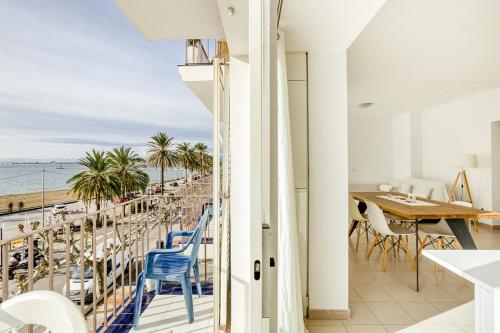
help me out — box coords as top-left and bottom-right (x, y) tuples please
(0, 189), (77, 215)
(0, 178), (189, 215)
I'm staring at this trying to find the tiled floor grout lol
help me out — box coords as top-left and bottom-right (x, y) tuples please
(307, 224), (500, 333)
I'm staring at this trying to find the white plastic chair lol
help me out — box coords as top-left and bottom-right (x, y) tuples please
(0, 291), (87, 333)
(348, 195), (371, 251)
(365, 201), (416, 272)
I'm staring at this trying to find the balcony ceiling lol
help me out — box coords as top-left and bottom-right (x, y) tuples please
(114, 0), (225, 40)
(348, 0), (500, 116)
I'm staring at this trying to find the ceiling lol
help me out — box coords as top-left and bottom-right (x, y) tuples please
(280, 0), (386, 52)
(216, 0), (249, 56)
(348, 0), (500, 116)
(114, 0), (225, 40)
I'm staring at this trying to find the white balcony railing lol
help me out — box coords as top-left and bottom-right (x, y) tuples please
(0, 178), (213, 332)
(185, 39), (212, 65)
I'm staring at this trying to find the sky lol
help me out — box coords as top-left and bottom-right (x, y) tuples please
(0, 0), (213, 161)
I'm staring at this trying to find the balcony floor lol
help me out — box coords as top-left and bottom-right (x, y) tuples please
(102, 281), (214, 333)
(131, 294), (213, 333)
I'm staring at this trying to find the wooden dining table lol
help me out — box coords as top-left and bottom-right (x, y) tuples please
(349, 191), (500, 291)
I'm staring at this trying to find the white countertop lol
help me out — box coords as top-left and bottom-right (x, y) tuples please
(423, 250), (500, 296)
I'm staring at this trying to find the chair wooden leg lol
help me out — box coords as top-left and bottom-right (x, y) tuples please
(435, 237), (442, 275)
(382, 237), (390, 272)
(415, 235), (429, 260)
(356, 221), (361, 251)
(418, 234), (426, 247)
(397, 235), (401, 253)
(364, 222), (370, 245)
(367, 233), (380, 258)
(391, 236), (396, 258)
(401, 236), (416, 271)
(348, 220), (356, 236)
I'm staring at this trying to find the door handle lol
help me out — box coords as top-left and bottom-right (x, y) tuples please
(254, 260), (261, 280)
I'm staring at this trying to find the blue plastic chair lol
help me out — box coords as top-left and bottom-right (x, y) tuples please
(133, 210), (209, 328)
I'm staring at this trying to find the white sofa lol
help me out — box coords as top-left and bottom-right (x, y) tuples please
(386, 177), (451, 202)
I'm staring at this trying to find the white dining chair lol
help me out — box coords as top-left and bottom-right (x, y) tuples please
(365, 201), (416, 272)
(0, 290), (87, 333)
(348, 195), (371, 251)
(417, 200), (472, 274)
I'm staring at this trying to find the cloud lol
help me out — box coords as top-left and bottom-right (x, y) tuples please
(0, 104), (211, 139)
(0, 0), (212, 159)
(39, 137), (147, 147)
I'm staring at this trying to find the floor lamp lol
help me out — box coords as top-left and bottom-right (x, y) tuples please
(449, 154), (477, 204)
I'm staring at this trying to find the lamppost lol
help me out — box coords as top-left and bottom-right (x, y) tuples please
(41, 162), (45, 228)
(0, 221), (5, 265)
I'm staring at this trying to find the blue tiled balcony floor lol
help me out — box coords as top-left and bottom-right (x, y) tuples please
(103, 282), (213, 333)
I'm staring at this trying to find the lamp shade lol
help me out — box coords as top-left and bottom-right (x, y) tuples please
(449, 154), (478, 168)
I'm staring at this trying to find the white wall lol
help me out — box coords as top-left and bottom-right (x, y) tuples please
(392, 112), (412, 179)
(229, 56), (251, 332)
(348, 115), (393, 184)
(420, 87), (500, 223)
(492, 121), (500, 212)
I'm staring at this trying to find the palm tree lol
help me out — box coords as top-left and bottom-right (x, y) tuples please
(176, 142), (196, 183)
(108, 147), (149, 201)
(67, 150), (119, 217)
(193, 143), (209, 175)
(147, 133), (176, 195)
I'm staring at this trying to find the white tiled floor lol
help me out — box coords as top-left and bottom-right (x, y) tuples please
(307, 224), (500, 333)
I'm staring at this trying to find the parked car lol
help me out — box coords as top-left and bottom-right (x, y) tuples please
(51, 204), (67, 216)
(63, 239), (130, 303)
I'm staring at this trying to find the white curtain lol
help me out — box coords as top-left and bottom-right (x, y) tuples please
(277, 31), (308, 333)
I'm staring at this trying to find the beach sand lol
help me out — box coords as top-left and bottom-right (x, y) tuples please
(0, 189), (77, 214)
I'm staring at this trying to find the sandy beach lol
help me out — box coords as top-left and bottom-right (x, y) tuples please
(0, 189), (77, 214)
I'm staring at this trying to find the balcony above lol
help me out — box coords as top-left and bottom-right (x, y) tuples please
(178, 64), (213, 112)
(114, 0), (225, 40)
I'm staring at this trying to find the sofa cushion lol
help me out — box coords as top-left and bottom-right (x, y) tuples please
(398, 183), (412, 194)
(405, 177), (450, 202)
(412, 184), (433, 199)
(378, 184), (394, 192)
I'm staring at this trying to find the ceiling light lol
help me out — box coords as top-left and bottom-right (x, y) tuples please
(227, 7), (235, 16)
(358, 102), (374, 109)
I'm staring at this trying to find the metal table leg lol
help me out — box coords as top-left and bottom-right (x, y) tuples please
(415, 220), (419, 292)
(445, 218), (477, 249)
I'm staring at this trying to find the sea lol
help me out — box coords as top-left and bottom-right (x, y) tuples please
(0, 163), (185, 196)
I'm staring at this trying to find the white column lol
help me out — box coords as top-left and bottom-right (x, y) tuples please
(229, 57), (252, 332)
(307, 48), (350, 317)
